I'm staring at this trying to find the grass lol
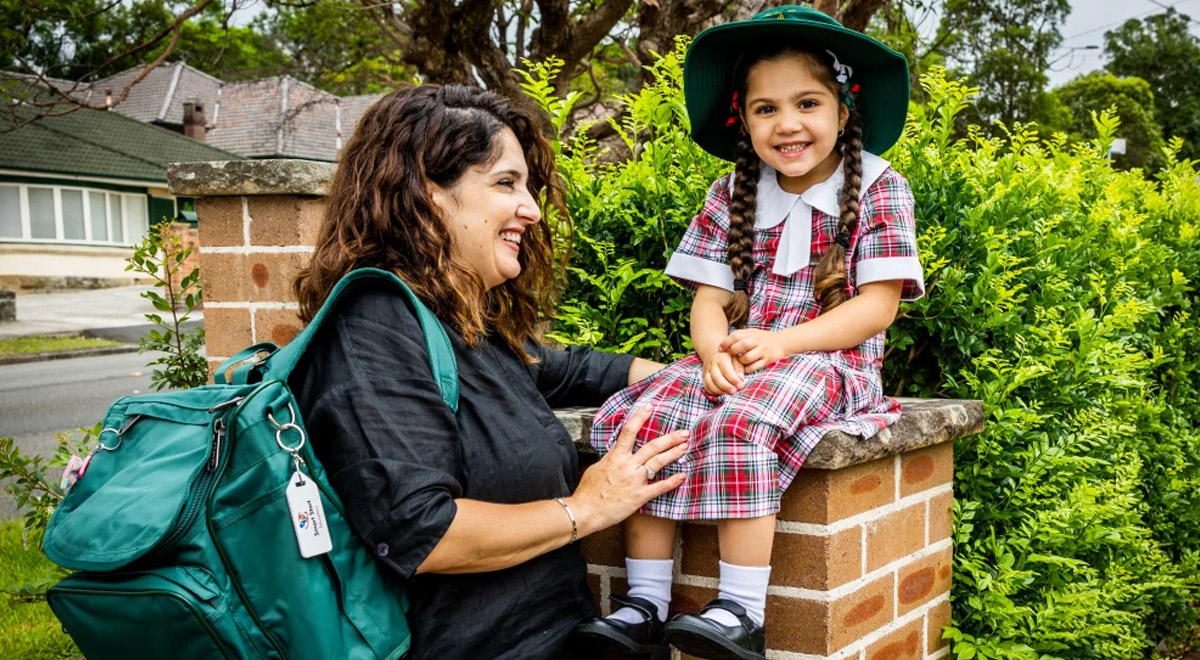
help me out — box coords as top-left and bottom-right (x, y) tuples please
(0, 521), (77, 660)
(0, 334), (120, 356)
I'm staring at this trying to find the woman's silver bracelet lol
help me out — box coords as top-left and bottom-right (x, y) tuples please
(553, 497), (578, 544)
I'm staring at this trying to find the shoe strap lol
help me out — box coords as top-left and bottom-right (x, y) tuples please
(699, 598), (755, 631)
(612, 593), (661, 623)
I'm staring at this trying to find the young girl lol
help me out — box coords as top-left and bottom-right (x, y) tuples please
(573, 7), (923, 660)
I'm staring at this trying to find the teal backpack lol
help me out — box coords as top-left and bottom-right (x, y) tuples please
(42, 268), (457, 660)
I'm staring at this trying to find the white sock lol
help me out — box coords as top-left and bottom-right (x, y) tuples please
(608, 557), (674, 624)
(702, 560), (771, 627)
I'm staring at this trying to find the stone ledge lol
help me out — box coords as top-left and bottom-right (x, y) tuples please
(556, 397), (983, 470)
(168, 160), (336, 197)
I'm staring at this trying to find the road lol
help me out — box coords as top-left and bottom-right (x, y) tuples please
(0, 350), (166, 520)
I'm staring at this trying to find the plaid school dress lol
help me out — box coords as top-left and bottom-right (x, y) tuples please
(589, 152), (925, 520)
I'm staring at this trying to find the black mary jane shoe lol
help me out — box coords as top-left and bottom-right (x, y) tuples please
(571, 594), (669, 659)
(663, 598), (766, 660)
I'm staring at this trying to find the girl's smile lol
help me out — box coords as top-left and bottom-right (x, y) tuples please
(773, 141), (812, 158)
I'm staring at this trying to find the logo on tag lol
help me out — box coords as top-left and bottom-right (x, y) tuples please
(297, 512), (309, 529)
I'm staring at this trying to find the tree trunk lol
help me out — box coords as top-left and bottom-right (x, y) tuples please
(635, 0), (730, 70)
(835, 0), (890, 32)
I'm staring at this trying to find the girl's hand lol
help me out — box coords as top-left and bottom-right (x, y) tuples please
(568, 406), (689, 535)
(720, 329), (790, 373)
(701, 349), (745, 396)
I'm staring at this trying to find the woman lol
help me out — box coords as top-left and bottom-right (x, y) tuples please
(289, 84), (688, 660)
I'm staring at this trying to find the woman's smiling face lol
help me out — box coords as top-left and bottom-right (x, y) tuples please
(431, 128), (542, 290)
(742, 52), (848, 194)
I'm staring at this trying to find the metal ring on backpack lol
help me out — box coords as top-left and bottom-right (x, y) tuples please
(275, 422), (307, 453)
(97, 427), (123, 451)
(266, 403), (297, 431)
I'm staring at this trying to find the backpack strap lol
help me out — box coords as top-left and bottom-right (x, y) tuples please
(261, 268), (459, 412)
(214, 342), (279, 385)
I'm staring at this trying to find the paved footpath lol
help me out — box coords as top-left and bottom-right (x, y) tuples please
(0, 285), (203, 338)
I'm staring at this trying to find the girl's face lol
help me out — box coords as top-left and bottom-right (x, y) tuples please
(431, 128), (542, 290)
(742, 53), (848, 194)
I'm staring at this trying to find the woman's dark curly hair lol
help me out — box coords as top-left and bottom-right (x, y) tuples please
(294, 84), (568, 361)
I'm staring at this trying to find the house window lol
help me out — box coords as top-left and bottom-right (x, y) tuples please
(62, 189), (86, 240)
(89, 191), (108, 241)
(0, 183), (152, 246)
(28, 187), (55, 239)
(0, 186), (19, 238)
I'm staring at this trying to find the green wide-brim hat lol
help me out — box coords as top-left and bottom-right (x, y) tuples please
(685, 5), (910, 161)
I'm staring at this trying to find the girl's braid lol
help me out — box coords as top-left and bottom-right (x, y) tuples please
(723, 122), (761, 327)
(813, 109), (864, 311)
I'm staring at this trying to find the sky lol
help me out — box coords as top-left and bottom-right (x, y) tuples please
(1048, 0), (1200, 85)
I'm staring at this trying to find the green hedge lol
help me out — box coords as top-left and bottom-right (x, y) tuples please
(525, 40), (1200, 657)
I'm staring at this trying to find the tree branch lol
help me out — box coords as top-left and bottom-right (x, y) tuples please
(80, 0), (216, 82)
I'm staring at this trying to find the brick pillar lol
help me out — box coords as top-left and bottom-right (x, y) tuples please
(172, 160), (982, 660)
(168, 160), (333, 379)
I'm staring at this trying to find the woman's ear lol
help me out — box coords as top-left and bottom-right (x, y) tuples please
(838, 103), (849, 131)
(428, 182), (457, 217)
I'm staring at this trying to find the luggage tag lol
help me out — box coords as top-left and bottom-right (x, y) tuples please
(270, 403), (332, 559)
(59, 454), (91, 491)
(285, 469), (333, 558)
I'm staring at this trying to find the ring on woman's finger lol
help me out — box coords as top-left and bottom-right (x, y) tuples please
(644, 464), (656, 480)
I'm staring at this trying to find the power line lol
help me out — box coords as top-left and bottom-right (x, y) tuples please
(1058, 0), (1194, 44)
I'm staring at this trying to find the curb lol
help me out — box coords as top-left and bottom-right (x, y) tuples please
(0, 344), (140, 366)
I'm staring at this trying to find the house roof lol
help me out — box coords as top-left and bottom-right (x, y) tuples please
(207, 76), (348, 161)
(81, 64), (384, 162)
(0, 103), (238, 183)
(92, 62), (223, 126)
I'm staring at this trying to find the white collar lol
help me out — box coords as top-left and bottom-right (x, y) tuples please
(748, 151), (890, 276)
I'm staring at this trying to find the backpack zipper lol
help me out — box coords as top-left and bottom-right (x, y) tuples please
(156, 402), (237, 554)
(206, 384), (290, 660)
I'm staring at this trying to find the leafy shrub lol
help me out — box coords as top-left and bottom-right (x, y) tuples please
(894, 71), (1200, 656)
(520, 41), (727, 360)
(528, 46), (1200, 657)
(126, 221), (207, 390)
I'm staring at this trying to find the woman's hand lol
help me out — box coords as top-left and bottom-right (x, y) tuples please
(701, 349), (745, 395)
(720, 329), (790, 373)
(567, 406), (688, 537)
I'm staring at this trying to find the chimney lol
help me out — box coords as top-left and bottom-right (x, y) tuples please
(183, 101), (207, 141)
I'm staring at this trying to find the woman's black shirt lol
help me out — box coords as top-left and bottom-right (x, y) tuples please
(289, 281), (634, 660)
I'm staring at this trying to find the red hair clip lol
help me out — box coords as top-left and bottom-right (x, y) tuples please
(850, 83), (861, 93)
(726, 90), (741, 127)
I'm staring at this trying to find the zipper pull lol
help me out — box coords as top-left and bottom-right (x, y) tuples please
(208, 416), (226, 473)
(118, 414), (143, 435)
(208, 395), (245, 413)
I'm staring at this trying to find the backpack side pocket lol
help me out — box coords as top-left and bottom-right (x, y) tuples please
(47, 566), (259, 660)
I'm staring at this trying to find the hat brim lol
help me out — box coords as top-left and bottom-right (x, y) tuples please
(685, 20), (910, 161)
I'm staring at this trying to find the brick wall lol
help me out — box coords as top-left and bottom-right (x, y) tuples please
(584, 446), (954, 660)
(171, 160), (977, 660)
(192, 194), (321, 375)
